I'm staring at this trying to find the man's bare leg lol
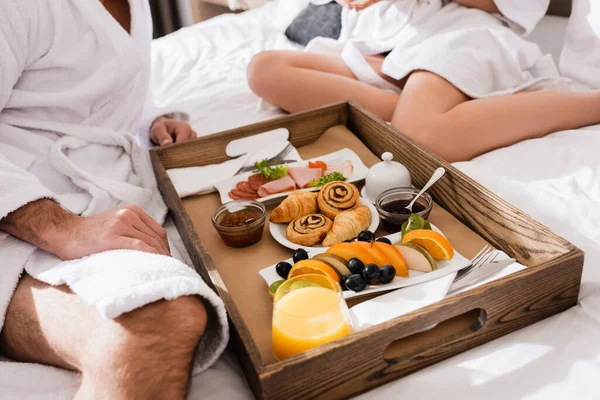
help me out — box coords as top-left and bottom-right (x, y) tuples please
(0, 274), (207, 400)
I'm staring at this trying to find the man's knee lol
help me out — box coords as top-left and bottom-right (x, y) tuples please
(84, 296), (208, 374)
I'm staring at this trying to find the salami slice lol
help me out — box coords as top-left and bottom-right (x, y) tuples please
(236, 181), (257, 194)
(248, 173), (268, 191)
(229, 189), (259, 200)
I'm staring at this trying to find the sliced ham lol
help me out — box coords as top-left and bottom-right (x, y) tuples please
(258, 175), (297, 197)
(229, 189), (259, 200)
(248, 173), (268, 191)
(236, 181), (257, 194)
(325, 160), (354, 179)
(288, 167), (323, 188)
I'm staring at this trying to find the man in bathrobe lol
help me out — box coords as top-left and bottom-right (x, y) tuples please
(0, 1), (228, 398)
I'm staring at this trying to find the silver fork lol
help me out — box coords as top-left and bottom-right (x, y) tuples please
(453, 245), (497, 283)
(234, 143), (295, 175)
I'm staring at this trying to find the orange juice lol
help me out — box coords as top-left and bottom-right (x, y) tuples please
(272, 286), (353, 360)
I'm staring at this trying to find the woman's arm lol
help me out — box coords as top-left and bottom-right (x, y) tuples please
(452, 0), (499, 13)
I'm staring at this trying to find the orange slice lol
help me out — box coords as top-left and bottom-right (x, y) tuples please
(372, 242), (409, 277)
(288, 260), (341, 284)
(401, 229), (454, 260)
(326, 243), (377, 266)
(356, 242), (390, 266)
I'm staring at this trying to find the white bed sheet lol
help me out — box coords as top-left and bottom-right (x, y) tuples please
(148, 3), (600, 399)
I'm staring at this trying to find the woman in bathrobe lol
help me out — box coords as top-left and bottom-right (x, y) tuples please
(248, 0), (600, 162)
(0, 1), (228, 399)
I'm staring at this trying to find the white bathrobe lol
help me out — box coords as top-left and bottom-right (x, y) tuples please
(307, 0), (570, 97)
(560, 0), (600, 91)
(0, 0), (227, 374)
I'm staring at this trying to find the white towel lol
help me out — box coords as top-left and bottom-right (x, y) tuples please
(26, 249), (229, 374)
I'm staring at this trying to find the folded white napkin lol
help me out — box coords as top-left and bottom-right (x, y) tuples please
(349, 252), (525, 331)
(167, 153), (251, 198)
(167, 128), (302, 198)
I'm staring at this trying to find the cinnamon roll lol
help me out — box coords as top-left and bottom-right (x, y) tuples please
(286, 214), (333, 247)
(317, 181), (360, 220)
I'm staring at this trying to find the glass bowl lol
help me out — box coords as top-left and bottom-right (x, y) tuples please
(211, 200), (266, 248)
(375, 187), (433, 234)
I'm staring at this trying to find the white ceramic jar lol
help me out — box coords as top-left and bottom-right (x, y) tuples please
(361, 152), (411, 203)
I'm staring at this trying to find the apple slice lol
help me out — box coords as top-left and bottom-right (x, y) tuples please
(373, 242), (409, 277)
(326, 243), (377, 266)
(394, 243), (437, 272)
(356, 242), (390, 266)
(313, 253), (352, 277)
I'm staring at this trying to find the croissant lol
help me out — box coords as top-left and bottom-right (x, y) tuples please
(270, 191), (318, 223)
(322, 206), (371, 247)
(286, 214), (333, 246)
(317, 181), (360, 220)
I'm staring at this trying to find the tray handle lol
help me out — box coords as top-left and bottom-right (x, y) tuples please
(380, 304), (488, 368)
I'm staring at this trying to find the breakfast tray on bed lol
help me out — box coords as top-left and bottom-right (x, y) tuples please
(150, 102), (583, 400)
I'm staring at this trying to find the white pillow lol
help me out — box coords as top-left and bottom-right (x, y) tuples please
(559, 0), (600, 90)
(528, 15), (569, 64)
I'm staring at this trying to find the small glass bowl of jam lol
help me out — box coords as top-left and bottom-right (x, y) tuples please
(375, 187), (433, 234)
(211, 200), (266, 247)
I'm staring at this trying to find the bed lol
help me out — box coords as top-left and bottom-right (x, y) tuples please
(153, 1), (600, 399)
(7, 1), (600, 399)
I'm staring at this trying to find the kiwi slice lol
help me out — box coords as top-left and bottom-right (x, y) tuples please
(313, 253), (352, 276)
(401, 214), (432, 236)
(269, 280), (285, 300)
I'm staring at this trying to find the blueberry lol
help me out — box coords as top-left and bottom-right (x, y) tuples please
(378, 265), (396, 284)
(293, 248), (309, 263)
(375, 237), (392, 245)
(362, 263), (380, 282)
(347, 258), (365, 275)
(340, 275), (349, 291)
(357, 230), (375, 242)
(344, 239), (354, 243)
(275, 261), (292, 279)
(345, 274), (367, 292)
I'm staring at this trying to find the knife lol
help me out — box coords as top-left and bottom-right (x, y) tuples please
(448, 258), (516, 293)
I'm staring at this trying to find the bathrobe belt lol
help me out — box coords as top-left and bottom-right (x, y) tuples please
(0, 115), (167, 223)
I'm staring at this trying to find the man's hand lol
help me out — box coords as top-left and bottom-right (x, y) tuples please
(0, 200), (170, 261)
(59, 204), (171, 260)
(150, 117), (198, 147)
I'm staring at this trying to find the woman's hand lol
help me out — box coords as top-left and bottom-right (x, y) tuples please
(150, 116), (198, 146)
(337, 0), (382, 10)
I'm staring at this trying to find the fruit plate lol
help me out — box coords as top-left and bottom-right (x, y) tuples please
(268, 198), (380, 251)
(259, 226), (471, 300)
(214, 148), (368, 205)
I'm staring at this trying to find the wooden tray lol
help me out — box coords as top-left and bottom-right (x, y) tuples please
(150, 103), (583, 400)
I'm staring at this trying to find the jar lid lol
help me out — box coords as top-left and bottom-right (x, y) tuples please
(369, 152), (407, 175)
(364, 152), (412, 202)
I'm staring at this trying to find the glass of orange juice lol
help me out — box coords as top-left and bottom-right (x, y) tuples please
(272, 274), (354, 360)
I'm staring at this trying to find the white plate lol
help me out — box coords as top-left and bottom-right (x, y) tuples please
(214, 148), (369, 205)
(259, 225), (471, 300)
(269, 199), (379, 252)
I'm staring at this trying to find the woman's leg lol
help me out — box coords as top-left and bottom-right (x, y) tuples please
(392, 71), (600, 162)
(247, 51), (404, 121)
